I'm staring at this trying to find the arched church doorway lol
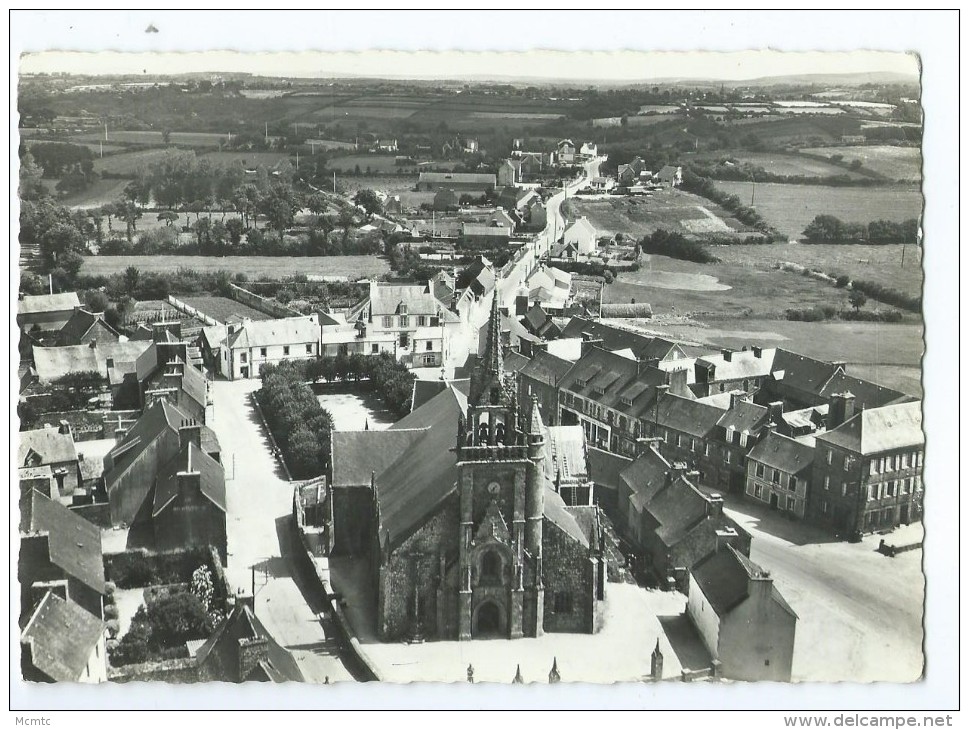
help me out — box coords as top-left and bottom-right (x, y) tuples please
(474, 601), (503, 638)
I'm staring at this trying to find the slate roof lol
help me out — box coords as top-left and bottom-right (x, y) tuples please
(410, 378), (471, 413)
(19, 426), (78, 466)
(200, 326), (227, 350)
(619, 448), (673, 508)
(717, 400), (770, 436)
(33, 341), (151, 383)
(559, 317), (683, 362)
(195, 602), (304, 683)
(55, 308), (119, 346)
(692, 545), (797, 619)
(815, 401), (923, 456)
(27, 490), (106, 594)
(331, 428), (427, 488)
(544, 490), (590, 548)
(152, 442), (226, 517)
(518, 350), (573, 387)
(18, 292), (81, 316)
(780, 404), (828, 432)
(227, 317), (319, 349)
(587, 447), (633, 492)
(817, 371), (913, 411)
(746, 431), (815, 476)
(369, 283), (448, 317)
(695, 348), (776, 382)
(653, 393), (724, 439)
(374, 386), (468, 548)
(560, 347), (672, 420)
(503, 349), (531, 374)
(564, 217), (596, 238)
(768, 349), (842, 395)
(546, 425), (589, 483)
(21, 591), (104, 682)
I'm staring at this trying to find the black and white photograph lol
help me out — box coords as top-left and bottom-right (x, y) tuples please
(7, 8), (959, 720)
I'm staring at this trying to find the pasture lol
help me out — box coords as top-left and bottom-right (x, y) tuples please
(325, 155), (405, 173)
(178, 296), (274, 322)
(199, 151), (291, 168)
(726, 152), (866, 178)
(721, 115), (859, 144)
(79, 254), (390, 280)
(712, 242), (923, 300)
(92, 148), (177, 176)
(72, 130), (232, 147)
(53, 178), (130, 209)
(800, 145), (922, 182)
(569, 189), (755, 240)
(712, 181), (923, 241)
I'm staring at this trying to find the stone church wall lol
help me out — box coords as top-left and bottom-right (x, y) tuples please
(542, 519), (597, 634)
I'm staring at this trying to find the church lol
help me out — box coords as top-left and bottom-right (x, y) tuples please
(331, 297), (605, 641)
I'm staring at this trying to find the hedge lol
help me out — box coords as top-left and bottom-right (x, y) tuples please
(105, 547), (220, 589)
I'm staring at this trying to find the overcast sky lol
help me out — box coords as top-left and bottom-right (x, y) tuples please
(20, 49), (919, 82)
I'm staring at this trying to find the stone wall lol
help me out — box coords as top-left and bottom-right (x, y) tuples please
(228, 283), (302, 319)
(330, 486), (372, 556)
(108, 657), (198, 684)
(541, 518), (597, 634)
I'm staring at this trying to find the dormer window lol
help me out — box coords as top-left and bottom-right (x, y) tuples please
(620, 396), (633, 407)
(399, 303), (408, 315)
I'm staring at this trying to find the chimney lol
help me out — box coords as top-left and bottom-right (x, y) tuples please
(827, 391), (856, 430)
(713, 525), (736, 551)
(729, 391), (747, 410)
(179, 419), (202, 451)
(768, 401), (784, 428)
(752, 346), (762, 358)
(57, 420), (72, 436)
(580, 336), (603, 356)
(667, 461), (688, 484)
(637, 357), (660, 376)
(666, 367), (688, 393)
(695, 360), (714, 385)
(831, 360), (847, 372)
(516, 294), (528, 317)
(721, 348), (733, 363)
(237, 634), (269, 681)
(707, 494), (725, 518)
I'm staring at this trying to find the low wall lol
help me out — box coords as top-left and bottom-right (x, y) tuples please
(229, 283), (301, 319)
(108, 657), (198, 684)
(291, 519), (381, 682)
(878, 538), (923, 557)
(167, 295), (219, 327)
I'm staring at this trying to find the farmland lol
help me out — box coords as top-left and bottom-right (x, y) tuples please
(178, 296), (274, 322)
(92, 148), (177, 175)
(721, 152), (867, 178)
(72, 130), (232, 147)
(44, 178), (129, 209)
(712, 181), (923, 241)
(326, 155), (405, 173)
(712, 242), (923, 299)
(199, 151), (291, 168)
(568, 189), (756, 240)
(79, 254), (390, 280)
(720, 115), (861, 144)
(336, 176), (433, 209)
(800, 145), (922, 181)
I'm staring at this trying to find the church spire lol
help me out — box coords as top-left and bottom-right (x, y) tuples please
(485, 292), (503, 378)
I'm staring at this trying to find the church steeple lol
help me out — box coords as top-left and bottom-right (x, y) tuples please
(485, 292), (503, 378)
(469, 293), (511, 408)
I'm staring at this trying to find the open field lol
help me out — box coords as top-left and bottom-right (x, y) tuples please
(335, 175), (432, 209)
(712, 242), (923, 299)
(723, 152), (866, 178)
(46, 178), (130, 209)
(92, 147), (175, 175)
(569, 188), (755, 240)
(199, 151), (291, 168)
(801, 145), (922, 182)
(721, 115), (858, 144)
(713, 181), (923, 241)
(326, 155), (405, 173)
(80, 254), (390, 280)
(178, 296), (275, 322)
(72, 130), (231, 147)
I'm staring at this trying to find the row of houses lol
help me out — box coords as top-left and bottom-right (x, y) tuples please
(510, 317), (922, 542)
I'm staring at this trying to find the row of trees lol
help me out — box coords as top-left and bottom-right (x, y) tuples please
(256, 361), (335, 479)
(639, 229), (720, 264)
(801, 215), (920, 245)
(679, 169), (780, 237)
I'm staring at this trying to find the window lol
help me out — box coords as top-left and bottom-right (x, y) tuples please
(754, 484), (762, 499)
(724, 450), (732, 465)
(676, 434), (683, 448)
(843, 455), (850, 472)
(260, 347), (268, 357)
(399, 304), (408, 315)
(868, 484), (876, 500)
(283, 346), (290, 356)
(826, 450), (833, 466)
(240, 353), (247, 363)
(480, 550), (501, 585)
(739, 432), (748, 448)
(371, 343), (379, 354)
(743, 379), (749, 390)
(719, 384), (726, 393)
(821, 501), (829, 515)
(824, 476), (830, 491)
(306, 344), (313, 354)
(841, 481), (847, 497)
(382, 316), (393, 328)
(869, 460), (878, 476)
(786, 496), (796, 511)
(902, 452), (910, 468)
(900, 479), (909, 495)
(399, 316), (409, 328)
(690, 438), (696, 452)
(418, 315), (427, 327)
(771, 469), (780, 484)
(553, 592), (573, 614)
(886, 481), (896, 497)
(704, 443), (711, 457)
(789, 476), (798, 492)
(426, 341), (433, 351)
(915, 476), (922, 492)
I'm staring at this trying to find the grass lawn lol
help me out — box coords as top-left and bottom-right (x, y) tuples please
(80, 255), (390, 280)
(800, 145), (922, 182)
(569, 188), (756, 240)
(712, 242), (923, 300)
(178, 296), (275, 322)
(713, 181), (923, 241)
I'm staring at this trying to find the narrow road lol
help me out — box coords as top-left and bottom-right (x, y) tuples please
(210, 378), (354, 683)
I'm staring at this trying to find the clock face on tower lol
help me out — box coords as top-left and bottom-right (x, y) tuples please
(487, 481), (501, 496)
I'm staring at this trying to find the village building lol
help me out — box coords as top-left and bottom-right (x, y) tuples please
(687, 544), (797, 682)
(744, 431), (815, 519)
(19, 489), (106, 624)
(20, 591), (107, 684)
(516, 349), (574, 428)
(417, 172), (496, 193)
(655, 165), (683, 187)
(330, 299), (605, 641)
(195, 594), (305, 683)
(135, 325), (210, 423)
(693, 347), (777, 398)
(496, 186), (541, 214)
(807, 399), (923, 539)
(461, 222), (512, 247)
(54, 307), (121, 347)
(31, 340), (151, 392)
(497, 159), (518, 187)
(559, 318), (688, 363)
(18, 423), (81, 500)
(579, 142), (598, 159)
(616, 447), (751, 587)
(17, 292), (81, 332)
(522, 266), (573, 316)
(220, 315), (321, 380)
(102, 400), (222, 539)
(522, 199), (548, 232)
(519, 305), (561, 342)
(562, 217), (598, 256)
(555, 139), (576, 165)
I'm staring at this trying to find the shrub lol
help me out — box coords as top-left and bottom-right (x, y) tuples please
(106, 619), (120, 639)
(640, 229), (719, 264)
(835, 275), (850, 288)
(603, 269), (615, 284)
(104, 603), (119, 620)
(147, 592), (212, 648)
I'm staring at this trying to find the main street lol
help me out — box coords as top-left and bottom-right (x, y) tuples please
(723, 497), (924, 682)
(209, 378), (354, 683)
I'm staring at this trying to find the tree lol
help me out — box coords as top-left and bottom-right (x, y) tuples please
(123, 266), (141, 296)
(157, 210), (179, 227)
(147, 591), (212, 647)
(848, 289), (867, 312)
(226, 217), (244, 245)
(353, 189), (382, 219)
(190, 565), (215, 612)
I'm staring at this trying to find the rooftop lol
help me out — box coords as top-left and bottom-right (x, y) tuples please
(816, 401), (923, 455)
(21, 591), (104, 682)
(26, 489), (106, 594)
(746, 431), (815, 476)
(18, 292), (81, 316)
